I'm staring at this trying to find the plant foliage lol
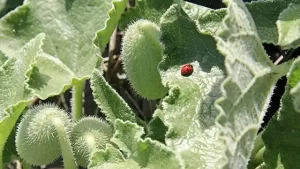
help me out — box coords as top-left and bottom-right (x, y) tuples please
(0, 0), (299, 168)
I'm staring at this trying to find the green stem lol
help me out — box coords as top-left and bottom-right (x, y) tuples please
(52, 118), (77, 169)
(72, 80), (85, 121)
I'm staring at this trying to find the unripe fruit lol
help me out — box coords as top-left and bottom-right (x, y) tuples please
(122, 19), (168, 99)
(15, 104), (72, 166)
(70, 117), (113, 167)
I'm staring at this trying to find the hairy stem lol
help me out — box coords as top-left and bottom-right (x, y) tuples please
(72, 80), (85, 121)
(52, 118), (77, 169)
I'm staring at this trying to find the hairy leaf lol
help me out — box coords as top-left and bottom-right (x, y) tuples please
(119, 0), (178, 30)
(90, 159), (140, 169)
(91, 69), (136, 123)
(154, 4), (226, 169)
(183, 0), (292, 44)
(0, 50), (7, 66)
(0, 34), (44, 167)
(277, 3), (300, 49)
(0, 0), (127, 99)
(215, 0), (284, 168)
(111, 120), (182, 169)
(262, 57), (300, 169)
(89, 144), (125, 168)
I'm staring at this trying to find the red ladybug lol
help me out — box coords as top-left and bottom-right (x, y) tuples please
(181, 64), (193, 77)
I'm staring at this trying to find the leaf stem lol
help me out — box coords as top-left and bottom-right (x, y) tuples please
(52, 118), (77, 169)
(72, 80), (85, 121)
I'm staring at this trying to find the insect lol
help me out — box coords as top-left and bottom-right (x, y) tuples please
(181, 64), (193, 77)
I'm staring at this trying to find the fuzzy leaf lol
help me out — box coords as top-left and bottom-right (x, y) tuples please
(289, 57), (300, 112)
(277, 3), (300, 49)
(119, 0), (178, 30)
(89, 144), (125, 168)
(91, 69), (136, 123)
(183, 0), (292, 44)
(0, 34), (45, 167)
(90, 159), (140, 169)
(153, 5), (226, 169)
(0, 50), (7, 66)
(111, 120), (182, 169)
(94, 0), (129, 49)
(214, 0), (285, 168)
(0, 0), (127, 99)
(182, 2), (226, 36)
(262, 57), (300, 169)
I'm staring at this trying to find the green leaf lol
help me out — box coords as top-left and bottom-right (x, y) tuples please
(88, 144), (125, 168)
(0, 34), (44, 167)
(91, 69), (136, 123)
(111, 120), (182, 169)
(111, 119), (144, 157)
(277, 3), (300, 49)
(246, 0), (291, 44)
(182, 2), (226, 36)
(183, 0), (292, 44)
(0, 0), (23, 17)
(94, 0), (129, 49)
(154, 4), (226, 169)
(0, 0), (127, 99)
(262, 57), (300, 169)
(288, 57), (300, 112)
(119, 0), (179, 30)
(90, 159), (140, 169)
(147, 116), (167, 143)
(214, 0), (286, 168)
(0, 50), (8, 66)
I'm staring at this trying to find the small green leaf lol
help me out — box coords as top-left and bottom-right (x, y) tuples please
(119, 0), (178, 30)
(111, 120), (182, 169)
(111, 119), (144, 157)
(0, 0), (127, 99)
(91, 69), (136, 123)
(89, 144), (125, 168)
(90, 159), (140, 169)
(215, 0), (284, 168)
(277, 3), (300, 49)
(155, 4), (226, 169)
(262, 57), (300, 169)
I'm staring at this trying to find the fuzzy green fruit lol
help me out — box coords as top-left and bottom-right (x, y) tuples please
(122, 19), (168, 99)
(15, 104), (72, 166)
(70, 117), (113, 167)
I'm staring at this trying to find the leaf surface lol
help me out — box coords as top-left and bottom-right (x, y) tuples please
(91, 69), (136, 123)
(277, 3), (300, 49)
(183, 0), (292, 44)
(262, 57), (300, 169)
(155, 4), (226, 169)
(0, 0), (127, 99)
(111, 120), (182, 169)
(119, 0), (178, 29)
(0, 34), (44, 167)
(214, 0), (285, 168)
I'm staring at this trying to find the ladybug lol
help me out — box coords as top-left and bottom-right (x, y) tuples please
(181, 64), (193, 77)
